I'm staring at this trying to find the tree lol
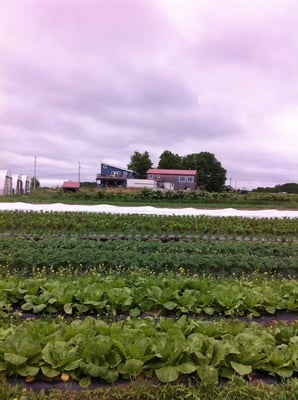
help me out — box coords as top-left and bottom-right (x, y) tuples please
(158, 150), (183, 169)
(128, 151), (153, 179)
(30, 177), (40, 190)
(182, 152), (226, 192)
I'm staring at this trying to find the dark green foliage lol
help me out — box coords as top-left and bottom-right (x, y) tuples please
(158, 150), (183, 169)
(127, 151), (153, 178)
(182, 152), (226, 192)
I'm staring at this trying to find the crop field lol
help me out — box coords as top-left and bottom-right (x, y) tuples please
(0, 210), (298, 399)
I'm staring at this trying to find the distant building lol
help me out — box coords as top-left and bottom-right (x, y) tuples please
(0, 169), (13, 195)
(62, 181), (80, 193)
(147, 168), (197, 190)
(11, 174), (23, 195)
(21, 175), (31, 194)
(96, 163), (139, 188)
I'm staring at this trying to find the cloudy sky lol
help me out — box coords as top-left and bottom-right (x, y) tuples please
(1, 0), (297, 190)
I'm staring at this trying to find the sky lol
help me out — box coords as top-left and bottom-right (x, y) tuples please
(1, 0), (297, 190)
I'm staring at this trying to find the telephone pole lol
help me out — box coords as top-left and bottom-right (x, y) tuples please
(33, 155), (37, 190)
(78, 162), (81, 183)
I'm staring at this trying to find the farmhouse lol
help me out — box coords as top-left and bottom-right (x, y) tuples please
(96, 163), (139, 188)
(0, 169), (13, 195)
(147, 168), (197, 190)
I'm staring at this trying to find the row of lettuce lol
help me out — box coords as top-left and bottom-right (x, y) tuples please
(1, 316), (298, 386)
(1, 272), (298, 318)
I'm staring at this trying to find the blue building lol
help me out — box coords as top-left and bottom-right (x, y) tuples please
(96, 163), (139, 188)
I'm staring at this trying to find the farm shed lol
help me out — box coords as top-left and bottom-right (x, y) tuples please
(62, 181), (80, 193)
(11, 174), (23, 195)
(21, 175), (31, 194)
(147, 168), (197, 190)
(0, 169), (13, 195)
(96, 163), (139, 188)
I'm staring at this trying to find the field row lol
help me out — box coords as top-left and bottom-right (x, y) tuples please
(1, 236), (297, 275)
(1, 273), (298, 318)
(0, 316), (298, 386)
(1, 211), (297, 236)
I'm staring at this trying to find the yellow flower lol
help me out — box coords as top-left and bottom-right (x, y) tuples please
(61, 373), (70, 382)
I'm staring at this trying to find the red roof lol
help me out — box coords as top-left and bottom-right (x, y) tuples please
(62, 181), (80, 189)
(147, 169), (197, 176)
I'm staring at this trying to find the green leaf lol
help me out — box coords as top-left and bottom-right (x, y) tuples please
(197, 365), (218, 385)
(129, 307), (140, 317)
(33, 304), (47, 313)
(179, 362), (197, 375)
(155, 366), (179, 382)
(4, 353), (27, 365)
(80, 361), (107, 378)
(41, 365), (60, 378)
(118, 359), (144, 377)
(265, 306), (276, 314)
(276, 367), (294, 378)
(64, 303), (73, 314)
(204, 307), (215, 315)
(17, 365), (39, 377)
(163, 301), (177, 311)
(79, 376), (91, 388)
(230, 361), (252, 376)
(21, 303), (33, 311)
(0, 361), (7, 372)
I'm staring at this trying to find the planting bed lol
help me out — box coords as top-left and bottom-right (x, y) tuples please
(0, 209), (298, 399)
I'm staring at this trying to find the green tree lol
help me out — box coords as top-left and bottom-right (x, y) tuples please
(30, 177), (40, 190)
(182, 152), (226, 192)
(128, 151), (153, 179)
(158, 150), (183, 169)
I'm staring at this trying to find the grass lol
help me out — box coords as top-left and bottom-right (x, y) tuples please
(2, 376), (298, 400)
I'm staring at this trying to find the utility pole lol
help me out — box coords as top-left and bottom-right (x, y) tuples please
(33, 155), (37, 190)
(78, 162), (81, 183)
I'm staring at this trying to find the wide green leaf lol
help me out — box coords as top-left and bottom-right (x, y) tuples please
(155, 365), (179, 382)
(230, 361), (252, 376)
(4, 353), (27, 365)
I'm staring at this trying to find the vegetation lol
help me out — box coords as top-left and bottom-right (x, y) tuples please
(130, 149), (227, 191)
(0, 209), (298, 398)
(127, 151), (153, 178)
(1, 187), (298, 209)
(253, 182), (298, 194)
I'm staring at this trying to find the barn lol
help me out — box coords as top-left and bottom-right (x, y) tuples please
(0, 169), (13, 195)
(62, 181), (80, 193)
(146, 168), (197, 190)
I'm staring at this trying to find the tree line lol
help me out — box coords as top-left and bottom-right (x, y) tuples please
(127, 150), (226, 192)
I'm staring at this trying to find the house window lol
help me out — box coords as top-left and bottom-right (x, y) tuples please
(187, 176), (194, 183)
(148, 174), (153, 179)
(179, 176), (186, 182)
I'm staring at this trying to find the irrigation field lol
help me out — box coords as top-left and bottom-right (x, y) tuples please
(0, 208), (298, 397)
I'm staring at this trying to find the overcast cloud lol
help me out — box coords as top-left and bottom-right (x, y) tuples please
(1, 0), (297, 190)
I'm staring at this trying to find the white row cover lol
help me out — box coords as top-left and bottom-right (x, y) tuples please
(0, 202), (297, 219)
